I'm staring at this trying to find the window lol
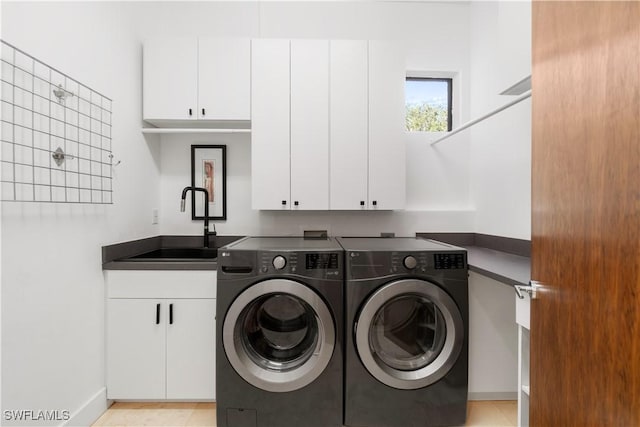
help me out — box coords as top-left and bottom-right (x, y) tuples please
(405, 77), (452, 132)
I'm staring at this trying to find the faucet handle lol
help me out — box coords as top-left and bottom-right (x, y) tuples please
(180, 199), (186, 212)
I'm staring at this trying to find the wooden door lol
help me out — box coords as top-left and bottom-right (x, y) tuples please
(531, 2), (640, 426)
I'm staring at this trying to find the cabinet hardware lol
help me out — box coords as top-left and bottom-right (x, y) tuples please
(372, 200), (377, 206)
(294, 201), (299, 206)
(202, 108), (205, 116)
(169, 304), (174, 325)
(282, 200), (287, 206)
(189, 108), (193, 116)
(360, 201), (365, 206)
(156, 303), (160, 324)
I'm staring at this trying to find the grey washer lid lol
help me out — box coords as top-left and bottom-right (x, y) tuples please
(337, 237), (465, 252)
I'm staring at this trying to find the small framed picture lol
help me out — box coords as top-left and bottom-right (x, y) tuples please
(190, 144), (226, 220)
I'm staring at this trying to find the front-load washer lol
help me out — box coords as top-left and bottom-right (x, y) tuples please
(216, 237), (343, 427)
(338, 237), (468, 427)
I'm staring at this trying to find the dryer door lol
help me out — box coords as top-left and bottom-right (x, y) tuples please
(223, 279), (335, 392)
(355, 279), (463, 390)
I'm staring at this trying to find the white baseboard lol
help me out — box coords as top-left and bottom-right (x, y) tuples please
(61, 388), (110, 427)
(468, 391), (518, 401)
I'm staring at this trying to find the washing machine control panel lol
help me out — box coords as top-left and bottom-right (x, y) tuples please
(257, 251), (343, 279)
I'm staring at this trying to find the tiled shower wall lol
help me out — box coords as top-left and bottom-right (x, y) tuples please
(0, 40), (113, 204)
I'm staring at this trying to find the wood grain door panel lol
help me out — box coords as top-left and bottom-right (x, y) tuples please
(531, 1), (640, 426)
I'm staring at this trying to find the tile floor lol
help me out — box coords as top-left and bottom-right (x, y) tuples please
(92, 401), (517, 426)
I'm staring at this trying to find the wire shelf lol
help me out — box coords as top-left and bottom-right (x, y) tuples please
(0, 40), (114, 204)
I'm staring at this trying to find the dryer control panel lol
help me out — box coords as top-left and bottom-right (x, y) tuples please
(257, 251), (343, 279)
(434, 253), (466, 269)
(346, 250), (467, 279)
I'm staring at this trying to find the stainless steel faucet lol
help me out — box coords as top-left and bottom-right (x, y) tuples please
(180, 186), (217, 248)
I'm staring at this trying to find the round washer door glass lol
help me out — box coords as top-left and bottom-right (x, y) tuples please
(223, 279), (335, 393)
(355, 279), (464, 390)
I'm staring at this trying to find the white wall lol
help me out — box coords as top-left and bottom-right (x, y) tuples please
(469, 1), (532, 240)
(159, 134), (474, 237)
(0, 2), (164, 425)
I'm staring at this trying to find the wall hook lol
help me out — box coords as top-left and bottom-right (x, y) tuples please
(109, 153), (121, 167)
(51, 147), (75, 167)
(53, 84), (74, 104)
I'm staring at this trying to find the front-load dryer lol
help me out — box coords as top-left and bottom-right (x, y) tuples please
(338, 237), (468, 427)
(216, 237), (343, 427)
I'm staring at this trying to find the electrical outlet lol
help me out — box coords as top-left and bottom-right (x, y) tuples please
(152, 208), (159, 225)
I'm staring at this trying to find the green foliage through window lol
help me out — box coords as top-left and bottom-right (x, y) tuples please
(406, 103), (449, 132)
(405, 78), (452, 132)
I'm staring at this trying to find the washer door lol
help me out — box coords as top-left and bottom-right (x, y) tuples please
(223, 279), (335, 392)
(355, 279), (463, 390)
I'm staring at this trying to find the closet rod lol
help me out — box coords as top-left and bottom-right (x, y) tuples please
(430, 90), (531, 146)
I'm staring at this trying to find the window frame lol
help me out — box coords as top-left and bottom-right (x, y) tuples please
(405, 75), (454, 133)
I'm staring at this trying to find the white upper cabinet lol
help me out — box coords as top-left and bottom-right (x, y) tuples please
(368, 40), (406, 210)
(143, 37), (250, 125)
(330, 40), (369, 210)
(290, 40), (330, 210)
(198, 37), (250, 121)
(251, 39), (291, 210)
(251, 38), (406, 211)
(143, 37), (198, 122)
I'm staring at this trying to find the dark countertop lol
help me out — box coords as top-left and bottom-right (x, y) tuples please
(105, 259), (218, 271)
(465, 246), (530, 287)
(102, 235), (243, 271)
(417, 232), (531, 287)
(103, 233), (531, 286)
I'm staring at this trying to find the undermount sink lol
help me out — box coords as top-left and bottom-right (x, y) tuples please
(127, 247), (217, 261)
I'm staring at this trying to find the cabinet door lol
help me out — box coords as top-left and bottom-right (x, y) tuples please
(251, 39), (291, 210)
(107, 299), (166, 399)
(368, 40), (406, 210)
(198, 38), (250, 121)
(330, 40), (369, 210)
(143, 38), (198, 121)
(290, 39), (329, 210)
(166, 299), (216, 400)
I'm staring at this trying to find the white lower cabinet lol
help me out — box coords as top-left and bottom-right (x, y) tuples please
(107, 299), (167, 399)
(106, 270), (216, 400)
(516, 292), (531, 426)
(166, 299), (216, 400)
